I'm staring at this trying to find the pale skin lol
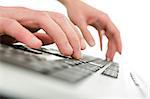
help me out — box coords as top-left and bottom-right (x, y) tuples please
(0, 0), (122, 60)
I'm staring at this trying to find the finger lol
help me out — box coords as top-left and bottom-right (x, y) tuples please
(0, 17), (42, 48)
(77, 21), (95, 47)
(105, 20), (122, 54)
(35, 12), (73, 56)
(106, 39), (117, 61)
(34, 33), (54, 45)
(90, 22), (104, 51)
(73, 26), (86, 50)
(98, 30), (104, 51)
(49, 12), (81, 59)
(67, 20), (86, 50)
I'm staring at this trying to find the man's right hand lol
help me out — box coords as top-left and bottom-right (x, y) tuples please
(0, 6), (86, 59)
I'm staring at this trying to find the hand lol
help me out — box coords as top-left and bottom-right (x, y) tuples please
(60, 0), (122, 60)
(0, 6), (86, 59)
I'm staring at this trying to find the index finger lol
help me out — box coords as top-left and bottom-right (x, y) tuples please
(105, 20), (122, 54)
(34, 12), (73, 56)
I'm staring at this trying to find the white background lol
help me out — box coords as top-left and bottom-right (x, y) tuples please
(0, 0), (150, 85)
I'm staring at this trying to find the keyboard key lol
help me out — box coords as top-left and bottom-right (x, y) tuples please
(36, 47), (68, 58)
(107, 65), (119, 72)
(89, 59), (109, 68)
(29, 61), (69, 74)
(55, 58), (82, 66)
(78, 63), (100, 72)
(0, 46), (67, 74)
(51, 67), (92, 82)
(12, 44), (42, 54)
(102, 69), (118, 78)
(80, 54), (98, 62)
(101, 63), (119, 78)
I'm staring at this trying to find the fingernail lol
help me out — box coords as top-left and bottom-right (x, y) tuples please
(74, 50), (81, 59)
(119, 51), (122, 55)
(29, 37), (42, 48)
(89, 40), (95, 47)
(106, 58), (111, 61)
(66, 43), (73, 55)
(31, 37), (38, 43)
(81, 39), (86, 50)
(118, 47), (122, 55)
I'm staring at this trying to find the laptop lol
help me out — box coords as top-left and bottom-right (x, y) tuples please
(0, 43), (148, 99)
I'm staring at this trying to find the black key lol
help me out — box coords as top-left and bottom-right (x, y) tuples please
(78, 63), (100, 72)
(102, 69), (118, 78)
(80, 54), (98, 62)
(12, 45), (42, 54)
(0, 51), (67, 74)
(0, 49), (31, 64)
(0, 45), (14, 54)
(36, 47), (68, 58)
(0, 46), (66, 74)
(107, 65), (119, 72)
(51, 67), (92, 82)
(0, 50), (44, 73)
(29, 61), (69, 74)
(56, 58), (82, 66)
(111, 62), (119, 66)
(30, 55), (46, 61)
(101, 63), (119, 78)
(90, 59), (109, 68)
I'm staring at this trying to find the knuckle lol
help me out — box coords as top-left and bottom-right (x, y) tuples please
(102, 12), (109, 19)
(99, 13), (111, 28)
(100, 12), (110, 22)
(2, 18), (17, 27)
(0, 17), (16, 33)
(54, 13), (67, 23)
(72, 38), (81, 50)
(36, 11), (49, 19)
(55, 13), (66, 19)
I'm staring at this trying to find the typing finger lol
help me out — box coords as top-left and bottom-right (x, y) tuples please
(77, 20), (95, 47)
(34, 33), (54, 45)
(49, 12), (81, 59)
(0, 17), (42, 48)
(34, 12), (73, 56)
(106, 39), (117, 61)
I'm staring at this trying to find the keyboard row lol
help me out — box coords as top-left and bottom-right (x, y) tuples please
(0, 44), (119, 82)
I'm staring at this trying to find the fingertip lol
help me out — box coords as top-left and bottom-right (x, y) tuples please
(106, 57), (111, 61)
(27, 37), (43, 48)
(34, 33), (54, 45)
(81, 39), (86, 50)
(59, 43), (73, 56)
(117, 44), (122, 55)
(78, 24), (95, 47)
(106, 49), (115, 61)
(106, 54), (113, 61)
(72, 50), (81, 59)
(89, 40), (95, 47)
(119, 51), (122, 55)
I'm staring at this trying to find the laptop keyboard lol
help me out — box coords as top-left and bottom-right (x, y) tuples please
(0, 44), (119, 83)
(102, 63), (119, 78)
